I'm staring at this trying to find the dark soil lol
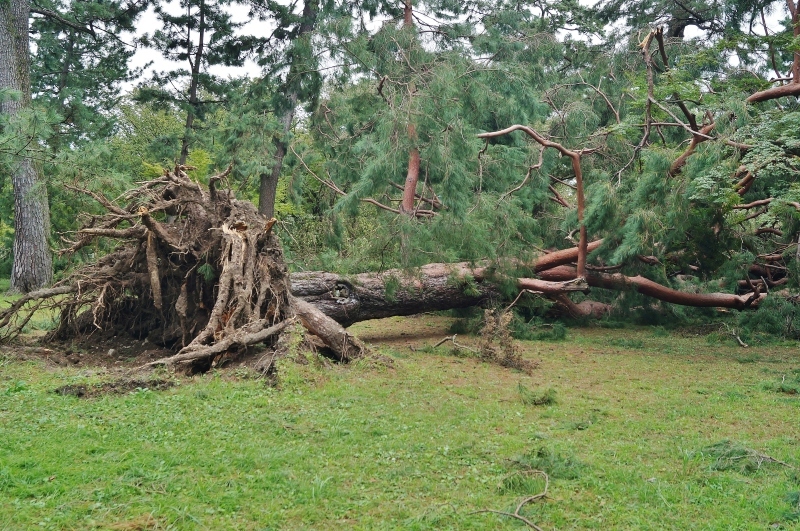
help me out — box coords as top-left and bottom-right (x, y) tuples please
(54, 378), (175, 398)
(10, 334), (174, 370)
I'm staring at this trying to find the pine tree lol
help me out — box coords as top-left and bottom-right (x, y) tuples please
(137, 0), (262, 164)
(1, 0), (148, 291)
(0, 0), (52, 292)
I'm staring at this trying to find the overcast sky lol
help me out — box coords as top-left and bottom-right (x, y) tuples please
(123, 2), (790, 94)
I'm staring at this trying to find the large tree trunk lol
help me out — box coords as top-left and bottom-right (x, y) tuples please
(1, 0), (53, 292)
(291, 263), (500, 327)
(289, 242), (597, 326)
(290, 241), (766, 325)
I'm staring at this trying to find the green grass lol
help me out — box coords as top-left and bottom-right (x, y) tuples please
(1, 325), (800, 530)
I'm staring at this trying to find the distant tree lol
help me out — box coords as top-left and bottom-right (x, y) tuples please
(137, 0), (264, 165)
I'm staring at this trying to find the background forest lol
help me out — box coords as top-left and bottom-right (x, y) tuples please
(2, 0), (800, 342)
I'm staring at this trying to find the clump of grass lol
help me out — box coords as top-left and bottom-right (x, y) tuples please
(499, 468), (548, 495)
(512, 319), (567, 341)
(512, 447), (583, 480)
(518, 383), (556, 406)
(762, 370), (800, 395)
(699, 440), (794, 475)
(608, 338), (644, 349)
(783, 491), (800, 522)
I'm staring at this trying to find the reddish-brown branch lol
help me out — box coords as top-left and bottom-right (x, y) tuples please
(390, 181), (444, 209)
(401, 136), (421, 214)
(290, 145), (432, 218)
(534, 240), (603, 272)
(548, 185), (571, 208)
(740, 208), (768, 222)
(668, 123), (716, 176)
(477, 125), (589, 277)
(747, 82), (800, 103)
(733, 198), (773, 209)
(735, 167), (756, 196)
(539, 266), (765, 309)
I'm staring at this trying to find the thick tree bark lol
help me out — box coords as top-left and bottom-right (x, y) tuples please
(1, 0), (53, 292)
(259, 101), (294, 218)
(291, 262), (500, 327)
(290, 244), (600, 326)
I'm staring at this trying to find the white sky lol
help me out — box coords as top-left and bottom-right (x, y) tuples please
(125, 4), (265, 93)
(123, 1), (791, 94)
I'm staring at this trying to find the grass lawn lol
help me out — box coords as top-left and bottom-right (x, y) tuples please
(1, 317), (799, 530)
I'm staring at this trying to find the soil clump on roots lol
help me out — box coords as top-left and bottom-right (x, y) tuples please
(0, 165), (370, 374)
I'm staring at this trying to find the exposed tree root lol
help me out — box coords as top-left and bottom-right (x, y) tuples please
(0, 165), (369, 371)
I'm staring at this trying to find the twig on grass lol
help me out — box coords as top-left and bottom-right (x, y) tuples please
(471, 470), (550, 530)
(433, 334), (478, 353)
(720, 322), (748, 348)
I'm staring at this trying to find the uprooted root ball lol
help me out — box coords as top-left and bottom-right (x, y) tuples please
(0, 165), (368, 372)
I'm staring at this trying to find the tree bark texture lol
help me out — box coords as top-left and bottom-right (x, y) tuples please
(1, 0), (54, 292)
(259, 100), (294, 218)
(291, 262), (502, 327)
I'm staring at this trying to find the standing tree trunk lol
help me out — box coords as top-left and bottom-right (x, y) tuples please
(259, 94), (295, 218)
(259, 0), (317, 218)
(1, 0), (53, 292)
(399, 0), (420, 216)
(179, 0), (205, 165)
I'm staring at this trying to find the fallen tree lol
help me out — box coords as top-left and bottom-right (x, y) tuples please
(0, 168), (785, 370)
(290, 241), (602, 327)
(289, 245), (770, 324)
